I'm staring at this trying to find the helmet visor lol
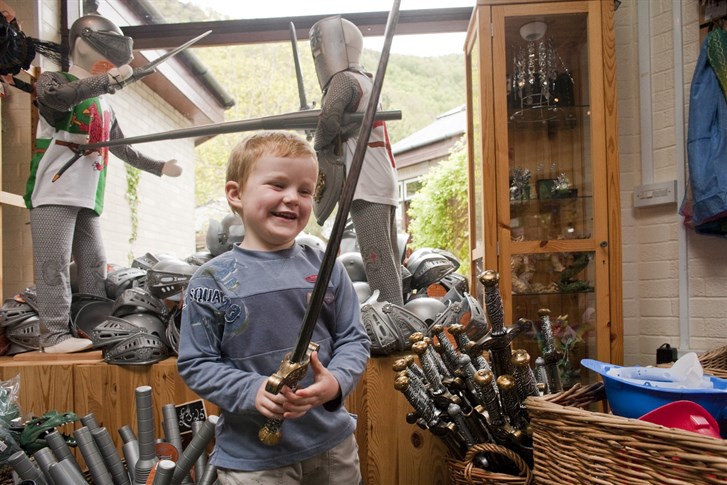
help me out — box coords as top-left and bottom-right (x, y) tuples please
(81, 28), (133, 66)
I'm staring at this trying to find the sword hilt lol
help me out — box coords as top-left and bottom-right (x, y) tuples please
(259, 342), (319, 446)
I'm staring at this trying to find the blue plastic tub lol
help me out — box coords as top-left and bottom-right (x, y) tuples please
(581, 359), (727, 438)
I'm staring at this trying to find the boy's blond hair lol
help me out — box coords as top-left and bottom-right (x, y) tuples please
(226, 130), (317, 188)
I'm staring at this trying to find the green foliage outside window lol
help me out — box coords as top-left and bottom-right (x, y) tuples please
(407, 139), (469, 277)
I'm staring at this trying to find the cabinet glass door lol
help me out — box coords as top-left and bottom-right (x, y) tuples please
(492, 2), (610, 386)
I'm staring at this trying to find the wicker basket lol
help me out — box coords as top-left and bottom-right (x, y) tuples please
(699, 345), (727, 378)
(445, 442), (533, 485)
(526, 382), (727, 484)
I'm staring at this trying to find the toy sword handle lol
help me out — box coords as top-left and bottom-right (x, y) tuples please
(258, 0), (401, 446)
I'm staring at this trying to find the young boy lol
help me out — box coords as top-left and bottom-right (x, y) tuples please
(177, 131), (370, 484)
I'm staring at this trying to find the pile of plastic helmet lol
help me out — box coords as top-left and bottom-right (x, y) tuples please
(337, 231), (482, 356)
(0, 213), (251, 365)
(0, 211), (474, 362)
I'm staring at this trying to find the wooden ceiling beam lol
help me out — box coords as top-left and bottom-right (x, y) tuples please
(121, 7), (472, 50)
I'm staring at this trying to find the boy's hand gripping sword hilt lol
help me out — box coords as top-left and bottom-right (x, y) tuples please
(258, 342), (320, 446)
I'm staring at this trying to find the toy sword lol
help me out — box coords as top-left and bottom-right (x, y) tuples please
(289, 22), (311, 111)
(258, 0), (402, 446)
(126, 30), (212, 87)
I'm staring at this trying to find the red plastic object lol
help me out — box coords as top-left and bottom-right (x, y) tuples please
(639, 400), (721, 438)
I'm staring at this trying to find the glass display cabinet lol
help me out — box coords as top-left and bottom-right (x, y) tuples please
(465, 0), (623, 385)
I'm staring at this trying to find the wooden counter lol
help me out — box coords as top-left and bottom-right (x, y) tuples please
(0, 352), (450, 485)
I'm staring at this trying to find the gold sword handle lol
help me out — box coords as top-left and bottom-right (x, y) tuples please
(258, 342), (319, 446)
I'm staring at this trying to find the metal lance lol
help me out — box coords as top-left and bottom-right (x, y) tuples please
(511, 349), (541, 400)
(258, 0), (401, 445)
(538, 308), (563, 393)
(76, 110), (400, 151)
(53, 109), (400, 183)
(473, 271), (532, 378)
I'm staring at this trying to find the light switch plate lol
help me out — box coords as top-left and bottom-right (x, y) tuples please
(633, 180), (677, 208)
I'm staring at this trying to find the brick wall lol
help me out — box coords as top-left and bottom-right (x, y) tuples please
(615, 0), (727, 365)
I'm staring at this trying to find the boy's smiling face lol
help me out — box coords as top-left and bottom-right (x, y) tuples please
(227, 153), (318, 252)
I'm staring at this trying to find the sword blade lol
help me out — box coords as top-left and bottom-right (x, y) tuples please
(289, 22), (310, 111)
(134, 30), (212, 78)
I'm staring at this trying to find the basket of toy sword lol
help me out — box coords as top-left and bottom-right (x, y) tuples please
(391, 271), (585, 485)
(525, 381), (727, 484)
(699, 344), (727, 378)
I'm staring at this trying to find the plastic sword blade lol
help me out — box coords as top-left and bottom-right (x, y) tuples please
(128, 30), (212, 84)
(289, 22), (310, 111)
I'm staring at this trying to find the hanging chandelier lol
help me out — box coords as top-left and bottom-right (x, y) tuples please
(510, 20), (574, 123)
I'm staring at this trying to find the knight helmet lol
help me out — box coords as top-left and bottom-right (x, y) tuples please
(69, 14), (133, 68)
(309, 16), (364, 90)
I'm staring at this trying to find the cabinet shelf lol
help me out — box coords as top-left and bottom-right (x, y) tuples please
(508, 104), (590, 127)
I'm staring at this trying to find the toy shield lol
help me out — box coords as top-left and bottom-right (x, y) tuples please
(313, 147), (346, 225)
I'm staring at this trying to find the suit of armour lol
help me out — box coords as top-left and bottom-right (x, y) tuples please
(313, 69), (404, 306)
(25, 69), (165, 348)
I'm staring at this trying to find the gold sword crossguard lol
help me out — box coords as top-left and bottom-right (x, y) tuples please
(258, 0), (402, 446)
(258, 342), (320, 446)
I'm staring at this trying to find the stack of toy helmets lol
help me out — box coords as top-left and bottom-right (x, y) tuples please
(91, 256), (197, 365)
(0, 289), (41, 355)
